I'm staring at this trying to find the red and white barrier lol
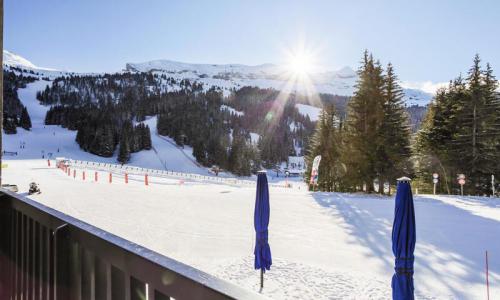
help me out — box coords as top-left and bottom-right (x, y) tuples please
(61, 159), (301, 190)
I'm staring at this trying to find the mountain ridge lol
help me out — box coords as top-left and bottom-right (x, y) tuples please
(3, 50), (57, 71)
(3, 50), (433, 105)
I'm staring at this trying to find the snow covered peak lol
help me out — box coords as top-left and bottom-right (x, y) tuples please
(335, 66), (356, 78)
(3, 50), (38, 69)
(3, 50), (56, 71)
(124, 58), (431, 105)
(126, 59), (283, 77)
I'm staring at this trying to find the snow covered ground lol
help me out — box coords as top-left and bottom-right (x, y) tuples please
(3, 61), (499, 299)
(3, 159), (499, 299)
(295, 104), (321, 121)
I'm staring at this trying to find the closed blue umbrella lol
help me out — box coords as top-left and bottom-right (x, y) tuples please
(392, 177), (416, 300)
(254, 171), (272, 288)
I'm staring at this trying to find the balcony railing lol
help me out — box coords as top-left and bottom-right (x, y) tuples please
(0, 189), (263, 300)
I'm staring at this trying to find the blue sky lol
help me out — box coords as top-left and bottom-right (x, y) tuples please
(5, 0), (500, 82)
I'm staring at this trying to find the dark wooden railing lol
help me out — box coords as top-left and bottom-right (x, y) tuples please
(0, 189), (263, 300)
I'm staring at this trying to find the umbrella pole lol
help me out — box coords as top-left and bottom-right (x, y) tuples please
(260, 269), (264, 288)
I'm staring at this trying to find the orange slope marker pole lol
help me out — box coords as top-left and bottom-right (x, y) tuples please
(486, 250), (490, 300)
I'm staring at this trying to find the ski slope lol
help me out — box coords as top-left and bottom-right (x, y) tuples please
(3, 79), (305, 179)
(2, 80), (116, 163)
(3, 159), (499, 299)
(131, 116), (210, 175)
(2, 80), (212, 175)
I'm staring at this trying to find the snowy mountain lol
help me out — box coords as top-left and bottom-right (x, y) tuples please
(2, 50), (433, 105)
(3, 50), (38, 69)
(3, 50), (56, 71)
(126, 59), (283, 77)
(126, 58), (433, 105)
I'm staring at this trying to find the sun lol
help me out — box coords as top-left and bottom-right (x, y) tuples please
(289, 52), (313, 75)
(279, 42), (322, 102)
(287, 49), (315, 76)
(261, 42), (322, 135)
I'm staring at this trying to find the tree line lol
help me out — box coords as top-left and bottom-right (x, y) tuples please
(415, 55), (500, 195)
(306, 51), (499, 195)
(35, 72), (316, 175)
(3, 70), (35, 134)
(306, 51), (411, 193)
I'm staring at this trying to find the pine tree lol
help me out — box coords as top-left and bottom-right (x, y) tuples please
(98, 126), (116, 157)
(452, 55), (500, 193)
(130, 124), (141, 153)
(228, 128), (253, 176)
(416, 79), (466, 194)
(3, 115), (18, 134)
(118, 129), (131, 163)
(416, 55), (500, 195)
(484, 63), (500, 179)
(19, 106), (32, 130)
(342, 51), (386, 192)
(305, 103), (344, 191)
(142, 125), (152, 150)
(376, 63), (412, 193)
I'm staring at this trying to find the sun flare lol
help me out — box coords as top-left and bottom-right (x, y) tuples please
(289, 52), (313, 75)
(276, 42), (322, 106)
